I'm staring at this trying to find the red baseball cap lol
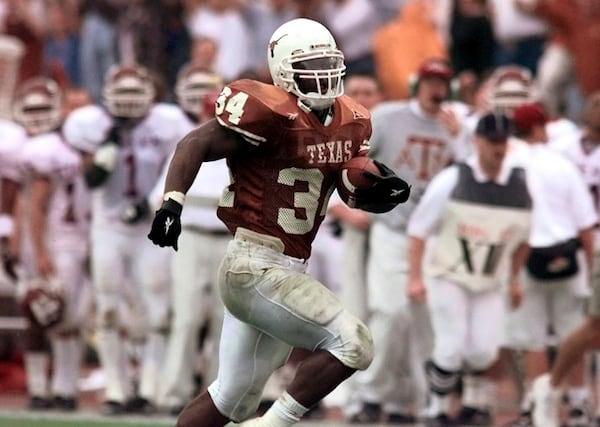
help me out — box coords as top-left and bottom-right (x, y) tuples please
(512, 103), (547, 134)
(417, 59), (452, 82)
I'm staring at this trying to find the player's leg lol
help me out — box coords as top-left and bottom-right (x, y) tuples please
(132, 233), (171, 410)
(338, 225), (370, 418)
(90, 226), (131, 413)
(352, 223), (419, 422)
(178, 310), (293, 427)
(159, 230), (206, 411)
(219, 229), (373, 426)
(459, 289), (505, 425)
(502, 273), (550, 425)
(424, 278), (469, 425)
(551, 278), (590, 426)
(49, 248), (88, 410)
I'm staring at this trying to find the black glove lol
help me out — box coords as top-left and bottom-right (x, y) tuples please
(104, 126), (121, 146)
(84, 127), (121, 188)
(147, 199), (183, 251)
(0, 238), (19, 282)
(354, 160), (411, 213)
(122, 198), (150, 224)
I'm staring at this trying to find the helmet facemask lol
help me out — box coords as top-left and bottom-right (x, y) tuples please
(13, 78), (63, 136)
(103, 66), (155, 119)
(284, 51), (345, 111)
(175, 66), (223, 117)
(267, 18), (346, 112)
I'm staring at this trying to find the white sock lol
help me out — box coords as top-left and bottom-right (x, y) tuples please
(462, 374), (494, 410)
(262, 392), (309, 427)
(567, 386), (588, 409)
(427, 393), (452, 416)
(25, 352), (49, 397)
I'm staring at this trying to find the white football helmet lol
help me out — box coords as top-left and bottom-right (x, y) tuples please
(267, 18), (345, 111)
(487, 65), (536, 113)
(12, 77), (63, 136)
(102, 64), (156, 118)
(175, 63), (223, 117)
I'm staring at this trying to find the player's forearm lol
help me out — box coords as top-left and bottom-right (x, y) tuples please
(408, 236), (426, 281)
(510, 242), (531, 280)
(0, 178), (19, 216)
(578, 226), (595, 273)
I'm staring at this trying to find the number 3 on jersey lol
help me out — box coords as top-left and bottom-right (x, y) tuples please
(216, 87), (249, 125)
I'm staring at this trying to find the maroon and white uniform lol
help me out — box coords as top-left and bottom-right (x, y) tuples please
(206, 79), (374, 421)
(0, 119), (26, 241)
(63, 102), (190, 405)
(19, 131), (91, 400)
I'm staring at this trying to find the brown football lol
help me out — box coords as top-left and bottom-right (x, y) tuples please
(337, 156), (379, 207)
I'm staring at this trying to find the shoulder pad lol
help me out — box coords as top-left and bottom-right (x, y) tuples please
(63, 105), (112, 153)
(143, 103), (194, 142)
(21, 133), (80, 178)
(338, 95), (371, 122)
(215, 79), (294, 145)
(0, 120), (27, 181)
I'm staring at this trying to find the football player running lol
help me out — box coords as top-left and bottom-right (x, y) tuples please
(63, 64), (191, 414)
(148, 18), (410, 427)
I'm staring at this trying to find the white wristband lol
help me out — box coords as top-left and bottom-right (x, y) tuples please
(93, 144), (119, 171)
(0, 214), (14, 238)
(163, 191), (186, 206)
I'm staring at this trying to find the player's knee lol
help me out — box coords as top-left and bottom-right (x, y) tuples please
(326, 310), (373, 370)
(425, 360), (461, 395)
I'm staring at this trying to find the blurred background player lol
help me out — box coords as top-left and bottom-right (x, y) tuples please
(407, 112), (532, 427)
(154, 63), (230, 415)
(14, 77), (92, 411)
(349, 58), (471, 424)
(62, 63), (191, 414)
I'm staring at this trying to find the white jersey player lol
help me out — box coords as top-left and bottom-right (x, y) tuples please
(11, 77), (91, 411)
(152, 64), (230, 415)
(63, 64), (191, 414)
(0, 118), (26, 277)
(350, 59), (471, 424)
(408, 112), (532, 426)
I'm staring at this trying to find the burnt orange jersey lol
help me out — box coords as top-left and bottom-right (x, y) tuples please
(215, 79), (371, 259)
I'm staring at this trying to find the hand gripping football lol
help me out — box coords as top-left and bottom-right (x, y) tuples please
(337, 156), (380, 207)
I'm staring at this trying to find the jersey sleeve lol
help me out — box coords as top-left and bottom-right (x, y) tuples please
(214, 80), (282, 146)
(63, 105), (112, 153)
(21, 135), (80, 180)
(0, 122), (27, 182)
(407, 165), (459, 239)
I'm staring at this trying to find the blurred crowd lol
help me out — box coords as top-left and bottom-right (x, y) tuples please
(1, 0), (599, 117)
(2, 0), (600, 426)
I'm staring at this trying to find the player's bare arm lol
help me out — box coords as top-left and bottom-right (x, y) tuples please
(148, 119), (247, 251)
(407, 235), (427, 303)
(508, 242), (530, 309)
(164, 118), (245, 195)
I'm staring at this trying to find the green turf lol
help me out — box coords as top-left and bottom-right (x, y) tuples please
(0, 413), (173, 427)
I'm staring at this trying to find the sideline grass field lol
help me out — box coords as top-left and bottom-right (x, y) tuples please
(0, 412), (387, 427)
(0, 411), (174, 427)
